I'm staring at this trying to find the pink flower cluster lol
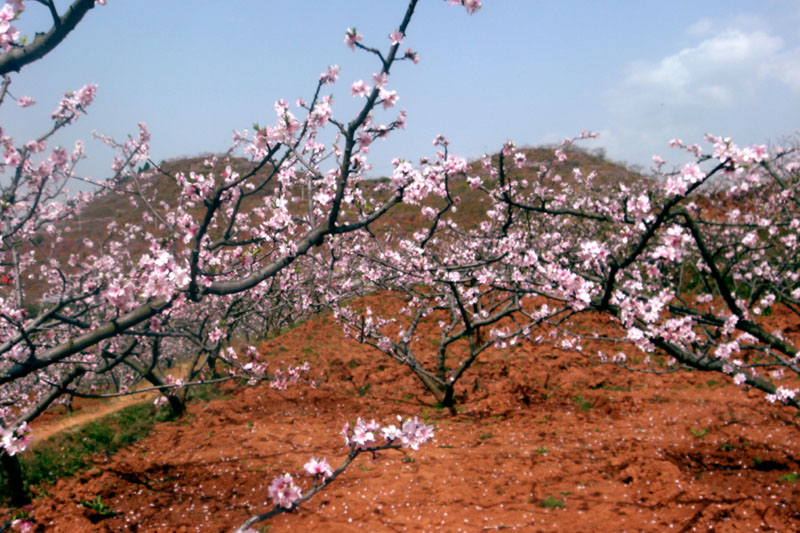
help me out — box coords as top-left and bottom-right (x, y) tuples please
(448, 0), (482, 15)
(0, 1), (23, 51)
(50, 84), (98, 124)
(264, 415), (433, 512)
(265, 457), (333, 509)
(1, 422), (31, 456)
(270, 361), (311, 391)
(342, 415), (435, 451)
(267, 473), (303, 508)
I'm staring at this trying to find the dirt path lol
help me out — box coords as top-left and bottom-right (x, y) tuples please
(30, 389), (158, 442)
(29, 360), (197, 442)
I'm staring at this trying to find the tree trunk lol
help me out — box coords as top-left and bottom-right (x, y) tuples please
(166, 393), (186, 418)
(1, 451), (28, 506)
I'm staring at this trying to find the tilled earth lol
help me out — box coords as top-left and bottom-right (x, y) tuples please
(12, 305), (800, 532)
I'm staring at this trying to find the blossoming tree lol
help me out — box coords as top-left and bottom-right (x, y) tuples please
(478, 136), (800, 409)
(0, 0), (482, 508)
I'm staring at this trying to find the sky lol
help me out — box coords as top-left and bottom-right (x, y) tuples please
(2, 0), (799, 185)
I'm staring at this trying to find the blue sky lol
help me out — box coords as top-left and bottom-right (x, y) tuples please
(2, 0), (799, 184)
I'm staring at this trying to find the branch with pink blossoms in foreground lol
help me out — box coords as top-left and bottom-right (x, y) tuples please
(234, 415), (434, 532)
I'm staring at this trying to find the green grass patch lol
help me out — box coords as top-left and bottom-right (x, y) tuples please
(186, 382), (231, 403)
(2, 401), (175, 503)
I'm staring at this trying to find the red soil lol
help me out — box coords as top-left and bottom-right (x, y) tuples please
(11, 301), (800, 532)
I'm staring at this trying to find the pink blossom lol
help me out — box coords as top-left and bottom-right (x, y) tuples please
(304, 457), (333, 479)
(208, 327), (225, 343)
(351, 418), (378, 449)
(320, 64), (340, 84)
(1, 422), (31, 456)
(49, 146), (68, 168)
(16, 95), (35, 107)
(372, 72), (388, 88)
(10, 520), (33, 533)
(0, 3), (15, 25)
(399, 416), (434, 450)
(403, 49), (419, 64)
(388, 29), (403, 45)
(4, 147), (20, 166)
(268, 473), (302, 508)
(741, 231), (758, 247)
(680, 162), (704, 184)
(381, 424), (403, 442)
(351, 80), (371, 98)
(449, 0), (482, 14)
(344, 27), (362, 50)
(153, 396), (168, 407)
(379, 88), (398, 109)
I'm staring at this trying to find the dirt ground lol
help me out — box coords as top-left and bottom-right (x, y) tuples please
(10, 299), (800, 532)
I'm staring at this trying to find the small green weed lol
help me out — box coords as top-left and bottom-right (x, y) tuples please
(779, 472), (798, 483)
(478, 433), (494, 440)
(689, 427), (709, 438)
(80, 495), (117, 517)
(540, 494), (565, 509)
(572, 395), (593, 413)
(535, 448), (549, 454)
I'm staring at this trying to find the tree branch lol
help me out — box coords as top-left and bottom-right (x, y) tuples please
(0, 0), (97, 76)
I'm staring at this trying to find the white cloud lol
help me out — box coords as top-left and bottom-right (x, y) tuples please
(765, 46), (800, 90)
(600, 18), (800, 170)
(622, 29), (789, 106)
